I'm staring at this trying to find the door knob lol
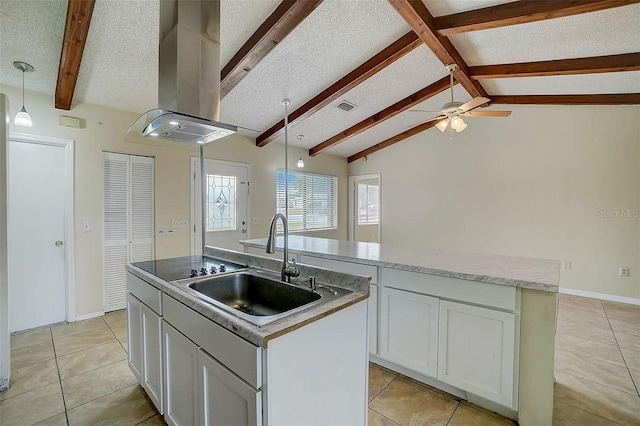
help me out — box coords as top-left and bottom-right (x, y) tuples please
(55, 240), (64, 247)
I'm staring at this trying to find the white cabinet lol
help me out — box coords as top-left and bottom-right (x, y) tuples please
(163, 321), (200, 426)
(438, 300), (516, 408)
(141, 303), (163, 413)
(198, 349), (262, 426)
(126, 293), (142, 383)
(380, 287), (439, 378)
(369, 284), (378, 355)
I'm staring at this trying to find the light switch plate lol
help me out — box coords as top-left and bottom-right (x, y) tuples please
(81, 219), (91, 232)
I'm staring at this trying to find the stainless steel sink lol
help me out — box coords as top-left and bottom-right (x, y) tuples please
(178, 270), (349, 327)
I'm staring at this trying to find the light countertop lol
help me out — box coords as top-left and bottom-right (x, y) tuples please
(241, 236), (560, 292)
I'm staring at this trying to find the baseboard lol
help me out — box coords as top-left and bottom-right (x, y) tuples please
(560, 288), (640, 306)
(74, 311), (105, 321)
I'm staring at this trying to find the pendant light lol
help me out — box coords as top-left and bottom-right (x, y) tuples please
(13, 61), (34, 127)
(296, 135), (305, 168)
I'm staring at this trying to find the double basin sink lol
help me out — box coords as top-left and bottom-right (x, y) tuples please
(176, 268), (350, 327)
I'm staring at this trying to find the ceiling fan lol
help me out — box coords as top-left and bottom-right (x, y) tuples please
(410, 64), (511, 140)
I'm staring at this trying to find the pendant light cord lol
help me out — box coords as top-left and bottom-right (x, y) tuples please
(21, 67), (25, 108)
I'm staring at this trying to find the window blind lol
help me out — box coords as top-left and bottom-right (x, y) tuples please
(276, 169), (338, 231)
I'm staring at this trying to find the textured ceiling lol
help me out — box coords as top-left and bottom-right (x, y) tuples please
(0, 0), (638, 158)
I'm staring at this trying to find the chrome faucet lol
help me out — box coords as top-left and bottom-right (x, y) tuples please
(266, 213), (300, 282)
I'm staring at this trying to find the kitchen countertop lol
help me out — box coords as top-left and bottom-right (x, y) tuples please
(126, 246), (370, 348)
(241, 236), (560, 292)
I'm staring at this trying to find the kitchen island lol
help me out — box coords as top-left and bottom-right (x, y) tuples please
(242, 235), (560, 426)
(125, 246), (370, 425)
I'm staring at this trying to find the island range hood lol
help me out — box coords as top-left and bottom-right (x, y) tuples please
(127, 0), (237, 144)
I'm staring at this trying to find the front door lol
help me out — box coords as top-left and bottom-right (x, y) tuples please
(8, 137), (70, 332)
(192, 159), (249, 253)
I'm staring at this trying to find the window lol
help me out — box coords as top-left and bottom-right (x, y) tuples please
(206, 174), (237, 232)
(357, 181), (379, 225)
(276, 169), (338, 231)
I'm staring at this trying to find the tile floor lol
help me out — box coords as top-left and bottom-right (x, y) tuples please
(1, 295), (639, 425)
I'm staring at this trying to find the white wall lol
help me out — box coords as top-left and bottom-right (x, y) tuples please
(349, 105), (640, 299)
(1, 85), (348, 316)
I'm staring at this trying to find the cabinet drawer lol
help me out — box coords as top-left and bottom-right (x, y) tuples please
(300, 255), (377, 284)
(162, 294), (262, 389)
(127, 273), (162, 315)
(382, 268), (516, 311)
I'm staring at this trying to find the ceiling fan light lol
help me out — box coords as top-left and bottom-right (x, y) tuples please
(14, 106), (32, 127)
(450, 116), (465, 131)
(455, 121), (467, 133)
(435, 119), (449, 132)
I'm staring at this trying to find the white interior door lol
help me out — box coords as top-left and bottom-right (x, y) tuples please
(192, 159), (249, 253)
(8, 138), (69, 332)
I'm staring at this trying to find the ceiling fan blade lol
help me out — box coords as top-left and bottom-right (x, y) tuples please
(463, 110), (512, 117)
(458, 97), (490, 113)
(407, 109), (442, 113)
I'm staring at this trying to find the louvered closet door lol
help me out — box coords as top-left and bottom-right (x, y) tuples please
(103, 153), (154, 312)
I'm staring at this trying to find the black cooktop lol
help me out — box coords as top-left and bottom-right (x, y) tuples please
(132, 255), (246, 282)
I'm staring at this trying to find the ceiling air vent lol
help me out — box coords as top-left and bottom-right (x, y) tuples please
(336, 100), (356, 112)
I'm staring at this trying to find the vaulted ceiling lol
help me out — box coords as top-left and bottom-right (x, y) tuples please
(1, 0), (638, 162)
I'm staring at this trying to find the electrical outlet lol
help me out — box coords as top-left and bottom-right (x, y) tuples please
(171, 219), (179, 229)
(179, 219), (189, 227)
(619, 267), (630, 277)
(252, 217), (260, 225)
(562, 261), (571, 270)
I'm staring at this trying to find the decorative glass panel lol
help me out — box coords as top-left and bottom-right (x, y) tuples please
(206, 174), (237, 232)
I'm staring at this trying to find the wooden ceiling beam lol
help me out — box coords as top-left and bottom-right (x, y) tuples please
(490, 94), (640, 104)
(387, 0), (488, 99)
(470, 53), (640, 79)
(55, 0), (95, 110)
(256, 31), (422, 147)
(309, 76), (452, 157)
(434, 0), (640, 36)
(347, 119), (439, 163)
(221, 0), (323, 99)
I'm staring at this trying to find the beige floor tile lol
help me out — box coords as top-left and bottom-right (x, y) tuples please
(103, 309), (127, 327)
(57, 341), (127, 380)
(10, 340), (55, 370)
(555, 349), (637, 395)
(33, 412), (69, 426)
(615, 331), (640, 352)
(52, 317), (107, 340)
(108, 320), (128, 341)
(558, 299), (606, 317)
(555, 333), (626, 367)
(0, 382), (65, 425)
(369, 409), (399, 426)
(552, 400), (621, 426)
(557, 309), (612, 330)
(557, 320), (617, 345)
(610, 318), (640, 337)
(449, 404), (513, 426)
(629, 369), (640, 393)
(368, 364), (398, 402)
(0, 359), (59, 402)
(459, 402), (517, 426)
(554, 370), (640, 426)
(138, 414), (168, 425)
(621, 347), (640, 371)
(10, 328), (52, 350)
(369, 377), (458, 425)
(560, 294), (604, 308)
(61, 359), (138, 409)
(605, 309), (640, 323)
(66, 384), (155, 426)
(53, 326), (116, 357)
(119, 337), (129, 354)
(603, 301), (640, 314)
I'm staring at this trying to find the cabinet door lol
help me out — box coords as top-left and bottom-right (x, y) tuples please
(380, 287), (439, 377)
(369, 284), (378, 355)
(438, 300), (516, 408)
(126, 293), (142, 384)
(164, 321), (199, 426)
(142, 304), (163, 414)
(198, 349), (262, 426)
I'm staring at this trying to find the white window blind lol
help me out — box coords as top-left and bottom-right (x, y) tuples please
(276, 169), (338, 231)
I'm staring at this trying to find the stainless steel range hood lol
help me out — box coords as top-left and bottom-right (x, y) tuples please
(127, 0), (237, 144)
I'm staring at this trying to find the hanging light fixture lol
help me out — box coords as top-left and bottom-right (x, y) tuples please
(435, 119), (449, 133)
(296, 135), (305, 168)
(13, 61), (34, 127)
